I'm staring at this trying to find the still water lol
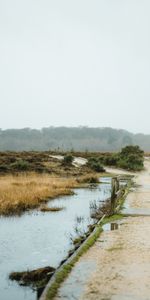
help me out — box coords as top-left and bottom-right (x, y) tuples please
(0, 178), (111, 300)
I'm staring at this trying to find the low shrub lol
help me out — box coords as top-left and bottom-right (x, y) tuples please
(0, 164), (9, 172)
(117, 145), (144, 171)
(87, 157), (105, 172)
(95, 145), (144, 171)
(11, 160), (30, 171)
(62, 155), (74, 166)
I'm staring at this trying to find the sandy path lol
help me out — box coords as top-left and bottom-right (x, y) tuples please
(55, 160), (150, 300)
(49, 155), (87, 167)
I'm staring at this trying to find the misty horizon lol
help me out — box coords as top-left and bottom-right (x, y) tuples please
(0, 125), (150, 136)
(1, 1), (150, 133)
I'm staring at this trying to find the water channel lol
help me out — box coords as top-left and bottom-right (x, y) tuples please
(0, 178), (111, 300)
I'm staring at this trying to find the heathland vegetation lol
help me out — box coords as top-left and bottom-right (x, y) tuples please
(0, 153), (102, 215)
(0, 145), (144, 215)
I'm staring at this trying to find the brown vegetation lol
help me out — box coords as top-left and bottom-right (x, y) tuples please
(0, 173), (78, 215)
(9, 266), (55, 288)
(0, 151), (107, 215)
(0, 151), (99, 176)
(77, 173), (100, 184)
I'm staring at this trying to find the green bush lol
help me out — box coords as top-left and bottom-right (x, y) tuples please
(11, 159), (30, 171)
(96, 145), (144, 171)
(118, 145), (144, 171)
(87, 157), (105, 172)
(103, 153), (119, 166)
(63, 155), (73, 166)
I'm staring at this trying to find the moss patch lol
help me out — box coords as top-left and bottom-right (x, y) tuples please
(107, 245), (123, 252)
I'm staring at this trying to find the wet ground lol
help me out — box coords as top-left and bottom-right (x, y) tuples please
(55, 160), (150, 300)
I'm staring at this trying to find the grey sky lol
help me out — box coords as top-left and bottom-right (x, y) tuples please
(0, 0), (150, 133)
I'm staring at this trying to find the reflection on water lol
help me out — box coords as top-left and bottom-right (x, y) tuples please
(0, 178), (111, 300)
(103, 222), (119, 231)
(111, 223), (119, 230)
(37, 287), (45, 299)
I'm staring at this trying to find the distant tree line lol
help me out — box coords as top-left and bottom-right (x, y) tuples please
(0, 127), (149, 151)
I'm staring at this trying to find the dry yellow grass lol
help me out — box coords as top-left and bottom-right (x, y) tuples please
(77, 173), (100, 184)
(0, 173), (78, 215)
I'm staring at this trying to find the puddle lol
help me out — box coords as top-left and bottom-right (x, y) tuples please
(100, 177), (112, 184)
(0, 178), (111, 300)
(141, 184), (150, 190)
(123, 197), (150, 216)
(111, 294), (146, 300)
(56, 260), (96, 300)
(123, 207), (150, 216)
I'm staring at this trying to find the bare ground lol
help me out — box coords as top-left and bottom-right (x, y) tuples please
(55, 160), (150, 300)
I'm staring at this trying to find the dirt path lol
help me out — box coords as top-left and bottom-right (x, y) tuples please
(55, 160), (150, 300)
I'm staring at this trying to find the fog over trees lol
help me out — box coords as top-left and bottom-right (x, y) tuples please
(0, 127), (150, 152)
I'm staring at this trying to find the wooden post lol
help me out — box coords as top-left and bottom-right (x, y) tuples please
(111, 177), (119, 214)
(115, 177), (119, 193)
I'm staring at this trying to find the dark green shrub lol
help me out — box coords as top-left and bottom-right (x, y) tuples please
(118, 145), (144, 171)
(119, 145), (144, 158)
(63, 155), (73, 166)
(0, 164), (9, 172)
(94, 146), (144, 171)
(103, 154), (119, 166)
(87, 157), (105, 172)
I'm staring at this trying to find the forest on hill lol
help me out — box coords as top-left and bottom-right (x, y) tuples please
(0, 127), (149, 152)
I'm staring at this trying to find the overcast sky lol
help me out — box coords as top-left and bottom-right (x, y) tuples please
(0, 0), (150, 133)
